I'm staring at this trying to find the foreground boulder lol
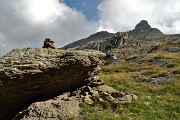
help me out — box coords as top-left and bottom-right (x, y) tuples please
(0, 48), (104, 120)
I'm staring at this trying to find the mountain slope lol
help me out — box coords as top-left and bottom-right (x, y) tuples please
(62, 31), (114, 50)
(62, 20), (179, 61)
(62, 20), (166, 51)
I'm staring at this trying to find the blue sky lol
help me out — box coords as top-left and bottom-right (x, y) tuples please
(64, 0), (101, 20)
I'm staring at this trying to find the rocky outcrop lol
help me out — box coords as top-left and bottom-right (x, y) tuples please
(130, 20), (165, 40)
(61, 20), (166, 61)
(104, 32), (130, 50)
(0, 48), (105, 120)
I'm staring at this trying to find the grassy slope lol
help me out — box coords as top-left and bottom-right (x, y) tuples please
(81, 39), (180, 120)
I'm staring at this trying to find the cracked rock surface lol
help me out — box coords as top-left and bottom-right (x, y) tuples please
(0, 48), (105, 120)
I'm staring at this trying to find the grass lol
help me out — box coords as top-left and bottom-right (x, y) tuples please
(150, 52), (179, 59)
(81, 51), (180, 120)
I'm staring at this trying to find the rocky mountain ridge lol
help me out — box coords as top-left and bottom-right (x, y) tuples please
(62, 20), (179, 62)
(62, 20), (178, 56)
(62, 31), (114, 50)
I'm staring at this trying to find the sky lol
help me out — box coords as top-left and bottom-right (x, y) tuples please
(0, 0), (180, 56)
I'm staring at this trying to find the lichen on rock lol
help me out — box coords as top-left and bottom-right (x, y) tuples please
(0, 48), (105, 120)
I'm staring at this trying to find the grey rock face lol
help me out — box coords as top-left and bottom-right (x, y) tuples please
(131, 20), (151, 37)
(130, 20), (164, 40)
(0, 48), (105, 120)
(135, 20), (151, 33)
(148, 74), (174, 85)
(166, 47), (180, 53)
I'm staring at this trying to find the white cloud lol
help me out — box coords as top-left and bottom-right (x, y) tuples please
(0, 0), (98, 56)
(0, 0), (179, 56)
(97, 0), (180, 34)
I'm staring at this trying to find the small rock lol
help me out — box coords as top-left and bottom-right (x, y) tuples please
(84, 95), (93, 105)
(153, 59), (168, 66)
(134, 75), (148, 82)
(119, 95), (133, 102)
(120, 92), (126, 96)
(98, 85), (118, 94)
(90, 79), (105, 87)
(89, 90), (99, 97)
(142, 96), (151, 101)
(92, 76), (100, 80)
(172, 38), (180, 44)
(101, 92), (115, 102)
(156, 96), (161, 99)
(128, 117), (133, 120)
(70, 90), (81, 97)
(148, 76), (173, 85)
(98, 98), (104, 102)
(131, 94), (138, 100)
(61, 94), (70, 101)
(166, 47), (180, 53)
(80, 86), (93, 96)
(144, 55), (155, 62)
(144, 102), (151, 106)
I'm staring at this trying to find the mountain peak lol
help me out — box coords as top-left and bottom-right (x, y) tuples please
(131, 20), (164, 40)
(135, 20), (151, 33)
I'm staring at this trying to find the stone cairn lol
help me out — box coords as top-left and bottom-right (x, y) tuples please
(42, 38), (57, 49)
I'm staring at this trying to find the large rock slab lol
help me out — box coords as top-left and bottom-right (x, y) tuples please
(14, 95), (82, 120)
(0, 48), (104, 120)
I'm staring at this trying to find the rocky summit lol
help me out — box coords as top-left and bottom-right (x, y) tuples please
(0, 48), (105, 120)
(130, 20), (165, 40)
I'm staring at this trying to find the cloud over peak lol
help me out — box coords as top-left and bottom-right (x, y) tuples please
(97, 0), (180, 33)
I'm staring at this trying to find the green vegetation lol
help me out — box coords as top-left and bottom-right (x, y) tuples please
(81, 51), (180, 120)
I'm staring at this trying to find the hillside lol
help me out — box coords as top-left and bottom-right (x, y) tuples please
(62, 20), (179, 62)
(62, 20), (166, 51)
(81, 34), (180, 120)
